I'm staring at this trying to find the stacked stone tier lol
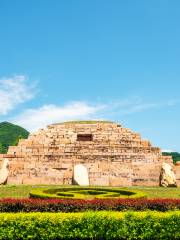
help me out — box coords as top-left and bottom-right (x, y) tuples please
(0, 121), (176, 186)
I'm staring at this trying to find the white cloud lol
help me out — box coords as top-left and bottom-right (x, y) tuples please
(162, 149), (174, 153)
(105, 97), (179, 116)
(0, 75), (36, 115)
(109, 98), (158, 115)
(167, 99), (180, 107)
(11, 96), (179, 132)
(13, 102), (105, 131)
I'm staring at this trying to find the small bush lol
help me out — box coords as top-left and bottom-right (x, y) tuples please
(0, 198), (180, 212)
(57, 192), (74, 197)
(0, 211), (179, 239)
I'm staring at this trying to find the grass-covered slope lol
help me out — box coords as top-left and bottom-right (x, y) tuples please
(52, 120), (114, 125)
(0, 122), (29, 153)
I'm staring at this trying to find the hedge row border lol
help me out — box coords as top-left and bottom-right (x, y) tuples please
(0, 211), (180, 239)
(0, 198), (180, 212)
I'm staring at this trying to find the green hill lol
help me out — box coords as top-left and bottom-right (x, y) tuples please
(0, 122), (29, 154)
(162, 152), (180, 164)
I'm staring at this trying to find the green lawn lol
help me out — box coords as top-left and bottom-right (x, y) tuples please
(0, 185), (179, 199)
(0, 185), (33, 198)
(132, 186), (180, 199)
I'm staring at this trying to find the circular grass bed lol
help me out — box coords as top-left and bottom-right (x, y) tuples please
(30, 187), (146, 199)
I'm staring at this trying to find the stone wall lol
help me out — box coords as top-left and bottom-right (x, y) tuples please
(0, 121), (176, 186)
(174, 163), (180, 186)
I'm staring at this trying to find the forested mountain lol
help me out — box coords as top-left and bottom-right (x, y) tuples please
(162, 152), (180, 164)
(0, 122), (29, 153)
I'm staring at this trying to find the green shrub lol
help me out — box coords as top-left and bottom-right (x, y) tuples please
(30, 187), (147, 200)
(0, 211), (179, 239)
(57, 192), (74, 197)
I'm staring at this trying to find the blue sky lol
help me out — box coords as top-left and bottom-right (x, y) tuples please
(0, 0), (180, 151)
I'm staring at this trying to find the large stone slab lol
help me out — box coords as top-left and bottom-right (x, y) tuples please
(73, 164), (89, 186)
(0, 159), (9, 184)
(160, 162), (177, 187)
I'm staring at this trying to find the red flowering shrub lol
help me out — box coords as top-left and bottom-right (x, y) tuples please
(0, 198), (180, 212)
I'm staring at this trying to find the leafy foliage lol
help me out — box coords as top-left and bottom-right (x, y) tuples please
(0, 198), (180, 212)
(0, 122), (29, 153)
(162, 152), (180, 163)
(0, 211), (179, 239)
(29, 187), (147, 200)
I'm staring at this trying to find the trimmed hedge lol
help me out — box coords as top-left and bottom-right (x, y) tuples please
(30, 187), (147, 199)
(0, 211), (179, 239)
(0, 198), (180, 212)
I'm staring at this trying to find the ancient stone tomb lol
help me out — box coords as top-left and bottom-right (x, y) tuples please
(0, 121), (179, 186)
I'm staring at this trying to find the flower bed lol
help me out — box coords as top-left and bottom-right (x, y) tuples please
(0, 198), (180, 212)
(29, 187), (147, 199)
(0, 211), (180, 239)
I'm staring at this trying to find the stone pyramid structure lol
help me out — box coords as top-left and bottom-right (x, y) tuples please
(0, 121), (179, 186)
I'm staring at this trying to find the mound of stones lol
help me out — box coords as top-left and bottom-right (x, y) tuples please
(0, 121), (179, 186)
